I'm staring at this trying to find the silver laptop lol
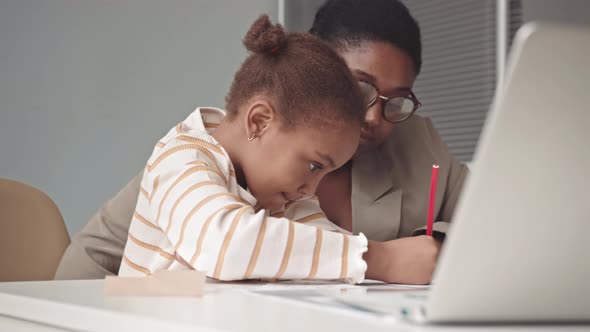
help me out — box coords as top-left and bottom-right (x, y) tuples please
(406, 22), (590, 323)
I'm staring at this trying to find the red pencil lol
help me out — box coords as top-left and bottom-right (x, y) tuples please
(426, 164), (440, 236)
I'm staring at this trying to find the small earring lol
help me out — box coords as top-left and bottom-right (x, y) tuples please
(248, 132), (256, 141)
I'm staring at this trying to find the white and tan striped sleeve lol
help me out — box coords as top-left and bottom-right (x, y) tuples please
(147, 136), (368, 283)
(283, 197), (352, 234)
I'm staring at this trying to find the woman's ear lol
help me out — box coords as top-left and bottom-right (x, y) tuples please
(244, 99), (275, 141)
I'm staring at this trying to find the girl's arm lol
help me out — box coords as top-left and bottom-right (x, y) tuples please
(143, 134), (368, 283)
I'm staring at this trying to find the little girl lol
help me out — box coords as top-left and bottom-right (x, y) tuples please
(119, 15), (370, 283)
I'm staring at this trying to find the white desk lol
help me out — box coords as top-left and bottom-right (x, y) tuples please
(0, 314), (67, 332)
(0, 279), (587, 332)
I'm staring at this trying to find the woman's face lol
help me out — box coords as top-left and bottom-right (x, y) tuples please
(338, 41), (417, 153)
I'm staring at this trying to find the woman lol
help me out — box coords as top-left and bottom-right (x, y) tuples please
(56, 0), (467, 284)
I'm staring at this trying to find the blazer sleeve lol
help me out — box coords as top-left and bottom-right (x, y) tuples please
(54, 172), (141, 279)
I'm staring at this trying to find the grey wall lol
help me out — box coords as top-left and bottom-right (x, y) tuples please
(522, 0), (590, 26)
(280, 0), (322, 32)
(0, 0), (277, 235)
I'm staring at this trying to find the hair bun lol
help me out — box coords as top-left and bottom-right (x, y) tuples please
(243, 15), (287, 56)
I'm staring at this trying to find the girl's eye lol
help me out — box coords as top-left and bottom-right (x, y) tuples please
(309, 162), (323, 173)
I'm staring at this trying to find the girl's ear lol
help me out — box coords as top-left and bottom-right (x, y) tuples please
(244, 98), (275, 140)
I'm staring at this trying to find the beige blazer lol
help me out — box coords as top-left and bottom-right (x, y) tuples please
(352, 116), (468, 241)
(54, 115), (468, 279)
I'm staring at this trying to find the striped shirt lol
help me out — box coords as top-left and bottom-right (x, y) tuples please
(119, 107), (368, 283)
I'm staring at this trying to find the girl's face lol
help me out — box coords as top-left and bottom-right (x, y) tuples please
(240, 102), (360, 211)
(338, 41), (417, 153)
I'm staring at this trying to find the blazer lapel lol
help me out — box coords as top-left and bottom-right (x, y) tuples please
(351, 146), (403, 241)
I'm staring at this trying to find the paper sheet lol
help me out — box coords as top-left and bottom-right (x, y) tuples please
(104, 270), (206, 297)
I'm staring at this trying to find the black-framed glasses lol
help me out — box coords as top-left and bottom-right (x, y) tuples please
(358, 80), (422, 123)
